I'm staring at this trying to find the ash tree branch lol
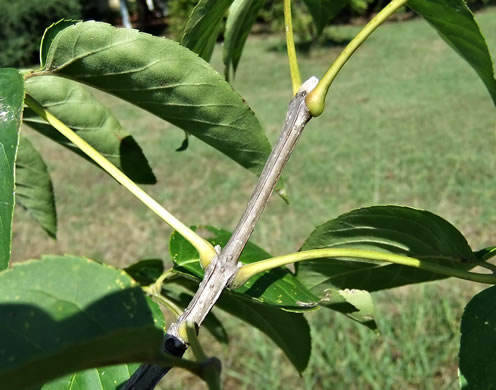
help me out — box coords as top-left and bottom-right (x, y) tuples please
(123, 77), (318, 390)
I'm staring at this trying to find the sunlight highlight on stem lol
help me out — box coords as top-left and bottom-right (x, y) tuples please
(25, 94), (217, 267)
(305, 0), (408, 116)
(284, 0), (302, 95)
(231, 248), (496, 288)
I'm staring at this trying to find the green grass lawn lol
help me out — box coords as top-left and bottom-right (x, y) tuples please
(13, 7), (496, 389)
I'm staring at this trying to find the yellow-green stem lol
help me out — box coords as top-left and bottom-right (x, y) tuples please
(148, 269), (175, 294)
(25, 94), (217, 267)
(232, 248), (496, 288)
(147, 292), (183, 318)
(183, 321), (208, 361)
(305, 0), (408, 116)
(284, 0), (302, 95)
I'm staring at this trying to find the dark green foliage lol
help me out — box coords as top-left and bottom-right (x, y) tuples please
(259, 0), (316, 41)
(181, 0), (233, 61)
(296, 206), (476, 292)
(459, 286), (496, 389)
(259, 0), (494, 39)
(0, 255), (165, 389)
(0, 0), (82, 67)
(168, 0), (201, 39)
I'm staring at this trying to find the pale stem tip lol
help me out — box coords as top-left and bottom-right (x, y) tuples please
(298, 76), (319, 94)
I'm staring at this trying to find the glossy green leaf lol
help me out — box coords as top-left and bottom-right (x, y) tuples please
(474, 246), (496, 262)
(0, 255), (165, 390)
(169, 274), (312, 373)
(41, 21), (280, 188)
(15, 135), (57, 238)
(42, 363), (140, 390)
(0, 68), (23, 271)
(303, 0), (350, 35)
(182, 0), (233, 61)
(124, 258), (164, 286)
(316, 287), (377, 330)
(408, 0), (496, 105)
(170, 225), (319, 311)
(296, 206), (476, 293)
(223, 0), (264, 81)
(24, 75), (156, 184)
(459, 285), (496, 389)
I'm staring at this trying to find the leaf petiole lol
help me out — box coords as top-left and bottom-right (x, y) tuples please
(146, 291), (184, 318)
(284, 0), (302, 95)
(24, 94), (217, 268)
(231, 248), (496, 289)
(305, 0), (408, 116)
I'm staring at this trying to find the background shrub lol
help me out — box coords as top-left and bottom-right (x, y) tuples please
(258, 0), (494, 39)
(167, 0), (199, 39)
(0, 0), (82, 68)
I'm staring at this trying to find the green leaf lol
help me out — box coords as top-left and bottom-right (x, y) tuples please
(15, 135), (57, 238)
(124, 258), (164, 286)
(40, 21), (281, 192)
(223, 0), (264, 81)
(474, 246), (496, 262)
(40, 19), (80, 68)
(170, 225), (319, 311)
(315, 287), (377, 330)
(302, 0), (350, 35)
(408, 0), (496, 105)
(24, 75), (156, 185)
(0, 68), (24, 271)
(42, 363), (140, 390)
(175, 131), (189, 152)
(169, 274), (312, 373)
(296, 205), (476, 293)
(182, 0), (233, 61)
(459, 285), (496, 389)
(0, 255), (165, 390)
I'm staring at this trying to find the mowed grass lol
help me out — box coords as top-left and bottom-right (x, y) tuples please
(13, 7), (496, 389)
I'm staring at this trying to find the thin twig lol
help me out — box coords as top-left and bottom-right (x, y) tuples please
(24, 94), (217, 266)
(123, 77), (318, 389)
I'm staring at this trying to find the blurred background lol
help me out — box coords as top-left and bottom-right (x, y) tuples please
(4, 0), (496, 388)
(1, 0), (494, 68)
